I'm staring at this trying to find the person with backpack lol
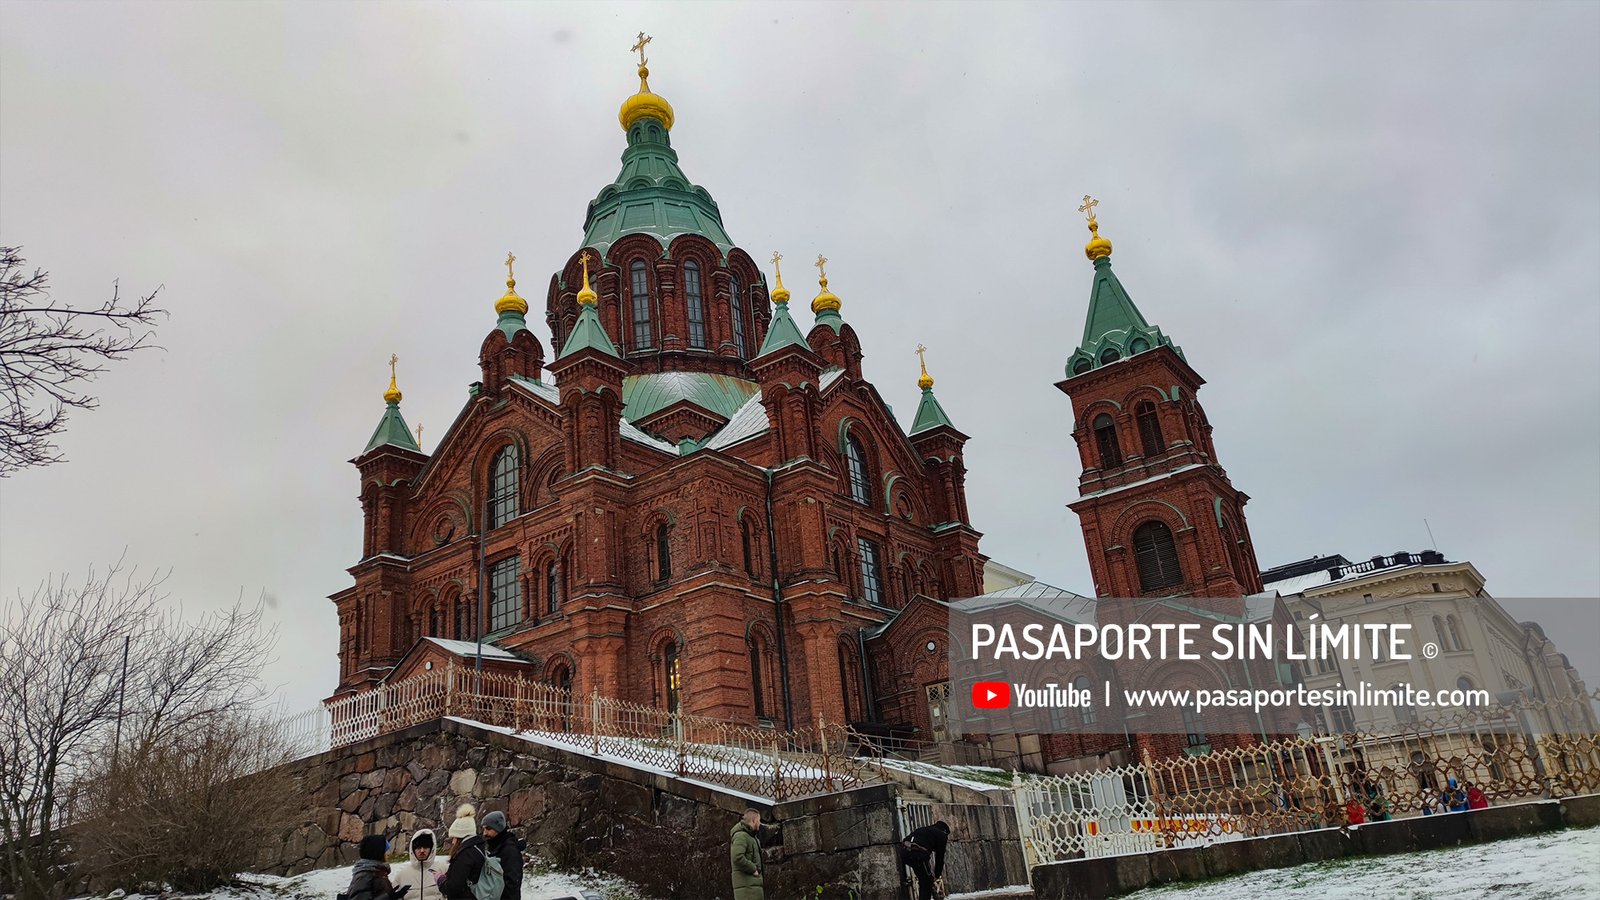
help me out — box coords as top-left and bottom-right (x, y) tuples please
(437, 804), (505, 900)
(900, 820), (951, 900)
(481, 810), (525, 900)
(344, 835), (411, 900)
(391, 829), (442, 900)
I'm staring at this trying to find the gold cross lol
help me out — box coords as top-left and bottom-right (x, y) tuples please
(505, 251), (516, 283)
(815, 254), (828, 280)
(631, 32), (652, 66)
(389, 353), (398, 381)
(1078, 195), (1099, 223)
(916, 344), (928, 369)
(581, 249), (594, 283)
(415, 423), (424, 449)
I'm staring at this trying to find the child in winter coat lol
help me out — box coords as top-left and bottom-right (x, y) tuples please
(391, 829), (444, 900)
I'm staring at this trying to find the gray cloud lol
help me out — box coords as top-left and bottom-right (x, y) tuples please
(3, 1), (1596, 711)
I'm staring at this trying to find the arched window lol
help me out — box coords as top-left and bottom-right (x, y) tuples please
(656, 523), (672, 583)
(545, 561), (560, 615)
(901, 567), (914, 605)
(1135, 401), (1164, 458)
(1093, 414), (1122, 469)
(857, 538), (884, 606)
(740, 517), (755, 574)
(1447, 615), (1465, 651)
(1433, 616), (1447, 651)
(629, 260), (653, 350)
(1181, 706), (1206, 748)
(456, 597), (474, 641)
(488, 556), (521, 632)
(729, 273), (746, 357)
(1075, 675), (1096, 725)
(663, 642), (681, 714)
(1456, 675), (1475, 693)
(749, 636), (767, 719)
(1133, 521), (1183, 593)
(489, 445), (520, 528)
(845, 432), (872, 505)
(838, 644), (858, 723)
(684, 261), (707, 348)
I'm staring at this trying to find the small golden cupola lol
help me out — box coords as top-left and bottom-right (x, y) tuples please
(619, 32), (675, 133)
(811, 254), (841, 315)
(576, 249), (599, 305)
(496, 252), (529, 316)
(383, 352), (403, 404)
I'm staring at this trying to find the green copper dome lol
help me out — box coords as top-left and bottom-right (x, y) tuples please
(581, 118), (734, 254)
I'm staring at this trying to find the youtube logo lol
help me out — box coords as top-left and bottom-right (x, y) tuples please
(972, 681), (1010, 709)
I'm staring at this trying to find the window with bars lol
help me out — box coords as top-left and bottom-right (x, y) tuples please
(488, 557), (521, 632)
(1133, 521), (1183, 593)
(1135, 401), (1164, 458)
(630, 260), (653, 349)
(858, 538), (884, 606)
(684, 261), (707, 348)
(1093, 414), (1122, 468)
(845, 432), (872, 506)
(729, 274), (745, 357)
(489, 445), (520, 528)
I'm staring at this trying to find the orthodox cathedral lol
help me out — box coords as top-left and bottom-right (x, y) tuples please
(330, 39), (1291, 760)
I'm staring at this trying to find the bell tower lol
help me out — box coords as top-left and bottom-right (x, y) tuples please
(1056, 198), (1263, 600)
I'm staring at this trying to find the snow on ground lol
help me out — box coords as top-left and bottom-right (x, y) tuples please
(1126, 825), (1600, 900)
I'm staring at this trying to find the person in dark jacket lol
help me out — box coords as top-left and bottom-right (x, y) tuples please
(481, 810), (525, 900)
(346, 835), (411, 900)
(437, 804), (486, 900)
(900, 821), (951, 900)
(730, 808), (775, 900)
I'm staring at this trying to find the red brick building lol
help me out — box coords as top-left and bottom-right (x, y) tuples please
(330, 55), (1294, 759)
(330, 57), (985, 734)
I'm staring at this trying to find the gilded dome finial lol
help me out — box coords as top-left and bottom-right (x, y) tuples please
(495, 251), (529, 316)
(915, 344), (934, 391)
(812, 253), (841, 314)
(769, 251), (791, 304)
(384, 353), (403, 405)
(577, 249), (599, 305)
(620, 32), (675, 132)
(1080, 195), (1113, 261)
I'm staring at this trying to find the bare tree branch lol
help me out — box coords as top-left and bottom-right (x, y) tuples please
(0, 246), (166, 474)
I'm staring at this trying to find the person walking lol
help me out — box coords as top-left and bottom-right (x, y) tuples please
(481, 810), (525, 900)
(436, 804), (488, 900)
(900, 820), (951, 900)
(1465, 782), (1490, 810)
(345, 835), (411, 900)
(730, 808), (773, 900)
(392, 829), (442, 900)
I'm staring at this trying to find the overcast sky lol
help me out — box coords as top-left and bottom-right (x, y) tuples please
(3, 1), (1597, 713)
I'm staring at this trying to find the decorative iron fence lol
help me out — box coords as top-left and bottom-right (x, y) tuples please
(1011, 689), (1600, 868)
(283, 665), (891, 802)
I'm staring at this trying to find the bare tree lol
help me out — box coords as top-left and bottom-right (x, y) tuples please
(0, 246), (165, 474)
(0, 563), (278, 900)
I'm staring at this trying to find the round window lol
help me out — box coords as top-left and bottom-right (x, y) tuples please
(926, 641), (938, 653)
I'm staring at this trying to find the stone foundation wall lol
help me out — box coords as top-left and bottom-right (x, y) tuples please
(260, 718), (1029, 899)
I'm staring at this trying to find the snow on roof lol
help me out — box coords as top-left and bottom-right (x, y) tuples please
(1077, 463), (1206, 500)
(959, 581), (1097, 624)
(819, 367), (846, 392)
(1245, 591), (1279, 622)
(619, 419), (679, 453)
(509, 374), (561, 404)
(704, 390), (770, 450)
(422, 636), (528, 662)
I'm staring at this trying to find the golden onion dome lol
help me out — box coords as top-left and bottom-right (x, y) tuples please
(384, 354), (402, 404)
(769, 251), (791, 304)
(495, 251), (528, 315)
(619, 64), (675, 133)
(916, 344), (934, 391)
(1085, 221), (1113, 261)
(811, 254), (841, 314)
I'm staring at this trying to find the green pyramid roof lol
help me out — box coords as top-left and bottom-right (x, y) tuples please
(756, 301), (809, 357)
(909, 387), (956, 435)
(582, 118), (734, 254)
(557, 302), (620, 360)
(1065, 256), (1184, 377)
(363, 401), (422, 454)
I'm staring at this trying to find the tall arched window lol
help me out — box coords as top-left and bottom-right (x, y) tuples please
(629, 260), (653, 350)
(1133, 521), (1183, 593)
(740, 517), (755, 574)
(545, 561), (560, 615)
(1075, 675), (1097, 725)
(1447, 615), (1465, 651)
(748, 637), (766, 718)
(838, 645), (858, 723)
(663, 642), (681, 713)
(844, 432), (872, 505)
(1456, 675), (1475, 693)
(1433, 616), (1447, 651)
(656, 523), (672, 583)
(426, 607), (438, 637)
(489, 445), (520, 528)
(1135, 401), (1164, 458)
(1182, 706), (1206, 748)
(684, 261), (707, 348)
(1093, 414), (1122, 469)
(456, 597), (474, 641)
(729, 273), (746, 357)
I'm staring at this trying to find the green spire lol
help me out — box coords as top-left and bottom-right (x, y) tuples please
(910, 387), (955, 435)
(756, 297), (808, 356)
(1064, 255), (1184, 377)
(557, 301), (620, 360)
